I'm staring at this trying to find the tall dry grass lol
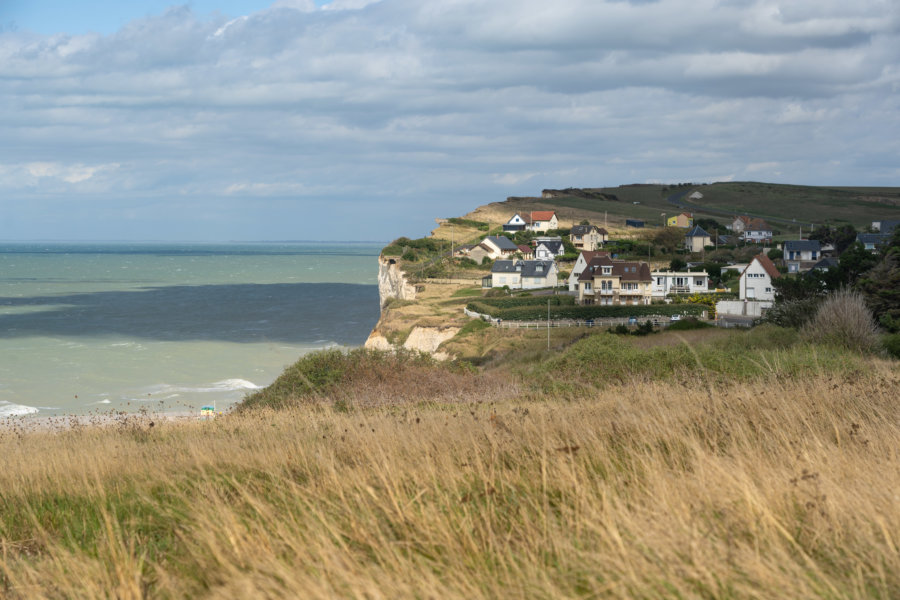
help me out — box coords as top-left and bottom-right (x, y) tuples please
(804, 289), (882, 354)
(1, 362), (899, 598)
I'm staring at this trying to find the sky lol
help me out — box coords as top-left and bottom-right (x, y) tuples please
(0, 0), (898, 242)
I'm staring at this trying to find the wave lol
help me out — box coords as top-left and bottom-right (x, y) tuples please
(0, 401), (40, 417)
(142, 379), (262, 396)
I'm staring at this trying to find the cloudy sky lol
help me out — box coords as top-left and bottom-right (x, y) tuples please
(1, 0), (898, 241)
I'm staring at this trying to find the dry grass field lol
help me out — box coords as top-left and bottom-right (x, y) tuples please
(1, 328), (899, 599)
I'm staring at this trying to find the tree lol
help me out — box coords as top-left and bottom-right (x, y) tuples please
(669, 257), (687, 271)
(653, 227), (685, 254)
(767, 248), (783, 260)
(838, 242), (879, 285)
(855, 228), (900, 332)
(809, 224), (858, 255)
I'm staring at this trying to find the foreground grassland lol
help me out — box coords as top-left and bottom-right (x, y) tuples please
(1, 328), (899, 599)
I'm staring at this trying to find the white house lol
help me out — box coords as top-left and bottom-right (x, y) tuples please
(503, 214), (528, 232)
(486, 260), (558, 290)
(480, 235), (519, 259)
(783, 240), (821, 273)
(741, 219), (773, 244)
(568, 250), (610, 291)
(525, 211), (559, 233)
(534, 237), (565, 260)
(650, 271), (710, 298)
(740, 254), (780, 302)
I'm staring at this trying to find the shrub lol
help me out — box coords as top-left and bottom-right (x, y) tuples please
(882, 333), (900, 359)
(803, 289), (881, 354)
(764, 297), (823, 329)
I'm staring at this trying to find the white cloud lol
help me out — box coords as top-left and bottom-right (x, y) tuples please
(0, 0), (897, 241)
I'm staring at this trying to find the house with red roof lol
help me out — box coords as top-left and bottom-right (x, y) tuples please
(524, 211), (559, 233)
(741, 218), (773, 243)
(739, 254), (780, 301)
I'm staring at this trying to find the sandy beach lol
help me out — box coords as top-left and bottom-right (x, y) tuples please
(0, 410), (209, 434)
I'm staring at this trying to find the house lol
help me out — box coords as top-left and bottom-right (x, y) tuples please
(534, 237), (565, 260)
(739, 254), (780, 302)
(684, 225), (712, 252)
(808, 257), (839, 273)
(485, 260), (558, 290)
(452, 244), (476, 257)
(857, 233), (889, 252)
(872, 219), (900, 235)
(625, 219), (644, 228)
(689, 191), (703, 200)
(741, 219), (773, 243)
(731, 215), (752, 233)
(517, 244), (534, 260)
(650, 270), (710, 298)
(524, 211), (559, 233)
(667, 212), (694, 228)
(480, 235), (519, 259)
(567, 250), (610, 291)
(577, 255), (652, 306)
(783, 240), (821, 273)
(503, 213), (528, 232)
(569, 224), (608, 251)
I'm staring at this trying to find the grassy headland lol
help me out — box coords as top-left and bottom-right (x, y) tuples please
(2, 326), (899, 598)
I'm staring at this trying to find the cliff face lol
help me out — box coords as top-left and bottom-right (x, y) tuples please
(365, 257), (460, 359)
(376, 257), (417, 307)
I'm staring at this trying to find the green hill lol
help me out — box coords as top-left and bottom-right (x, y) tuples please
(538, 182), (900, 229)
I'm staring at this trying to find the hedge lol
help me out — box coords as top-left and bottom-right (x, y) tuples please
(468, 296), (576, 310)
(469, 303), (705, 320)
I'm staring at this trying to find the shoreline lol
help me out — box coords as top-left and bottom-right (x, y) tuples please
(0, 410), (207, 434)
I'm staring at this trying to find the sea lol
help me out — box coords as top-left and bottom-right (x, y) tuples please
(0, 242), (382, 418)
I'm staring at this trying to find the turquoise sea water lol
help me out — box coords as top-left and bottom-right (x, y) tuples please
(0, 242), (381, 417)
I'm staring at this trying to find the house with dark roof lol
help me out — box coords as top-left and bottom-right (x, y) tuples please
(857, 232), (890, 252)
(740, 254), (780, 301)
(872, 219), (900, 235)
(784, 240), (822, 273)
(577, 255), (652, 305)
(485, 260), (558, 290)
(480, 235), (519, 258)
(808, 257), (839, 273)
(684, 225), (712, 252)
(567, 250), (610, 291)
(569, 224), (608, 251)
(503, 213), (528, 232)
(534, 237), (565, 260)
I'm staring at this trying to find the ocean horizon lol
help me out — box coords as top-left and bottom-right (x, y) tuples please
(0, 241), (382, 418)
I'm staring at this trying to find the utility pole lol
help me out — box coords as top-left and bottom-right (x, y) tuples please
(547, 297), (551, 351)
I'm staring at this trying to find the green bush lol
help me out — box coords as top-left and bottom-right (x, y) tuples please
(469, 296), (576, 310)
(882, 333), (900, 359)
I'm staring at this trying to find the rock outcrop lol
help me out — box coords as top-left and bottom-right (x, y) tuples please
(377, 257), (416, 308)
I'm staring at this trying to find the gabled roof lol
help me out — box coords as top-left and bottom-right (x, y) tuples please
(734, 215), (752, 224)
(784, 240), (821, 252)
(810, 257), (839, 271)
(570, 224), (598, 235)
(577, 250), (609, 263)
(579, 256), (650, 282)
(517, 244), (532, 254)
(535, 240), (564, 254)
(528, 210), (557, 223)
(685, 225), (710, 238)
(858, 233), (889, 245)
(746, 218), (772, 231)
(491, 260), (555, 278)
(877, 219), (900, 235)
(743, 254), (781, 280)
(484, 235), (518, 251)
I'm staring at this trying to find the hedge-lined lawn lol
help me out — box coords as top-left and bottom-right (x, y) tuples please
(467, 299), (705, 320)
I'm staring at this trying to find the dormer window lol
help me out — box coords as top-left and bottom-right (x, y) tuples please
(602, 267), (611, 275)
